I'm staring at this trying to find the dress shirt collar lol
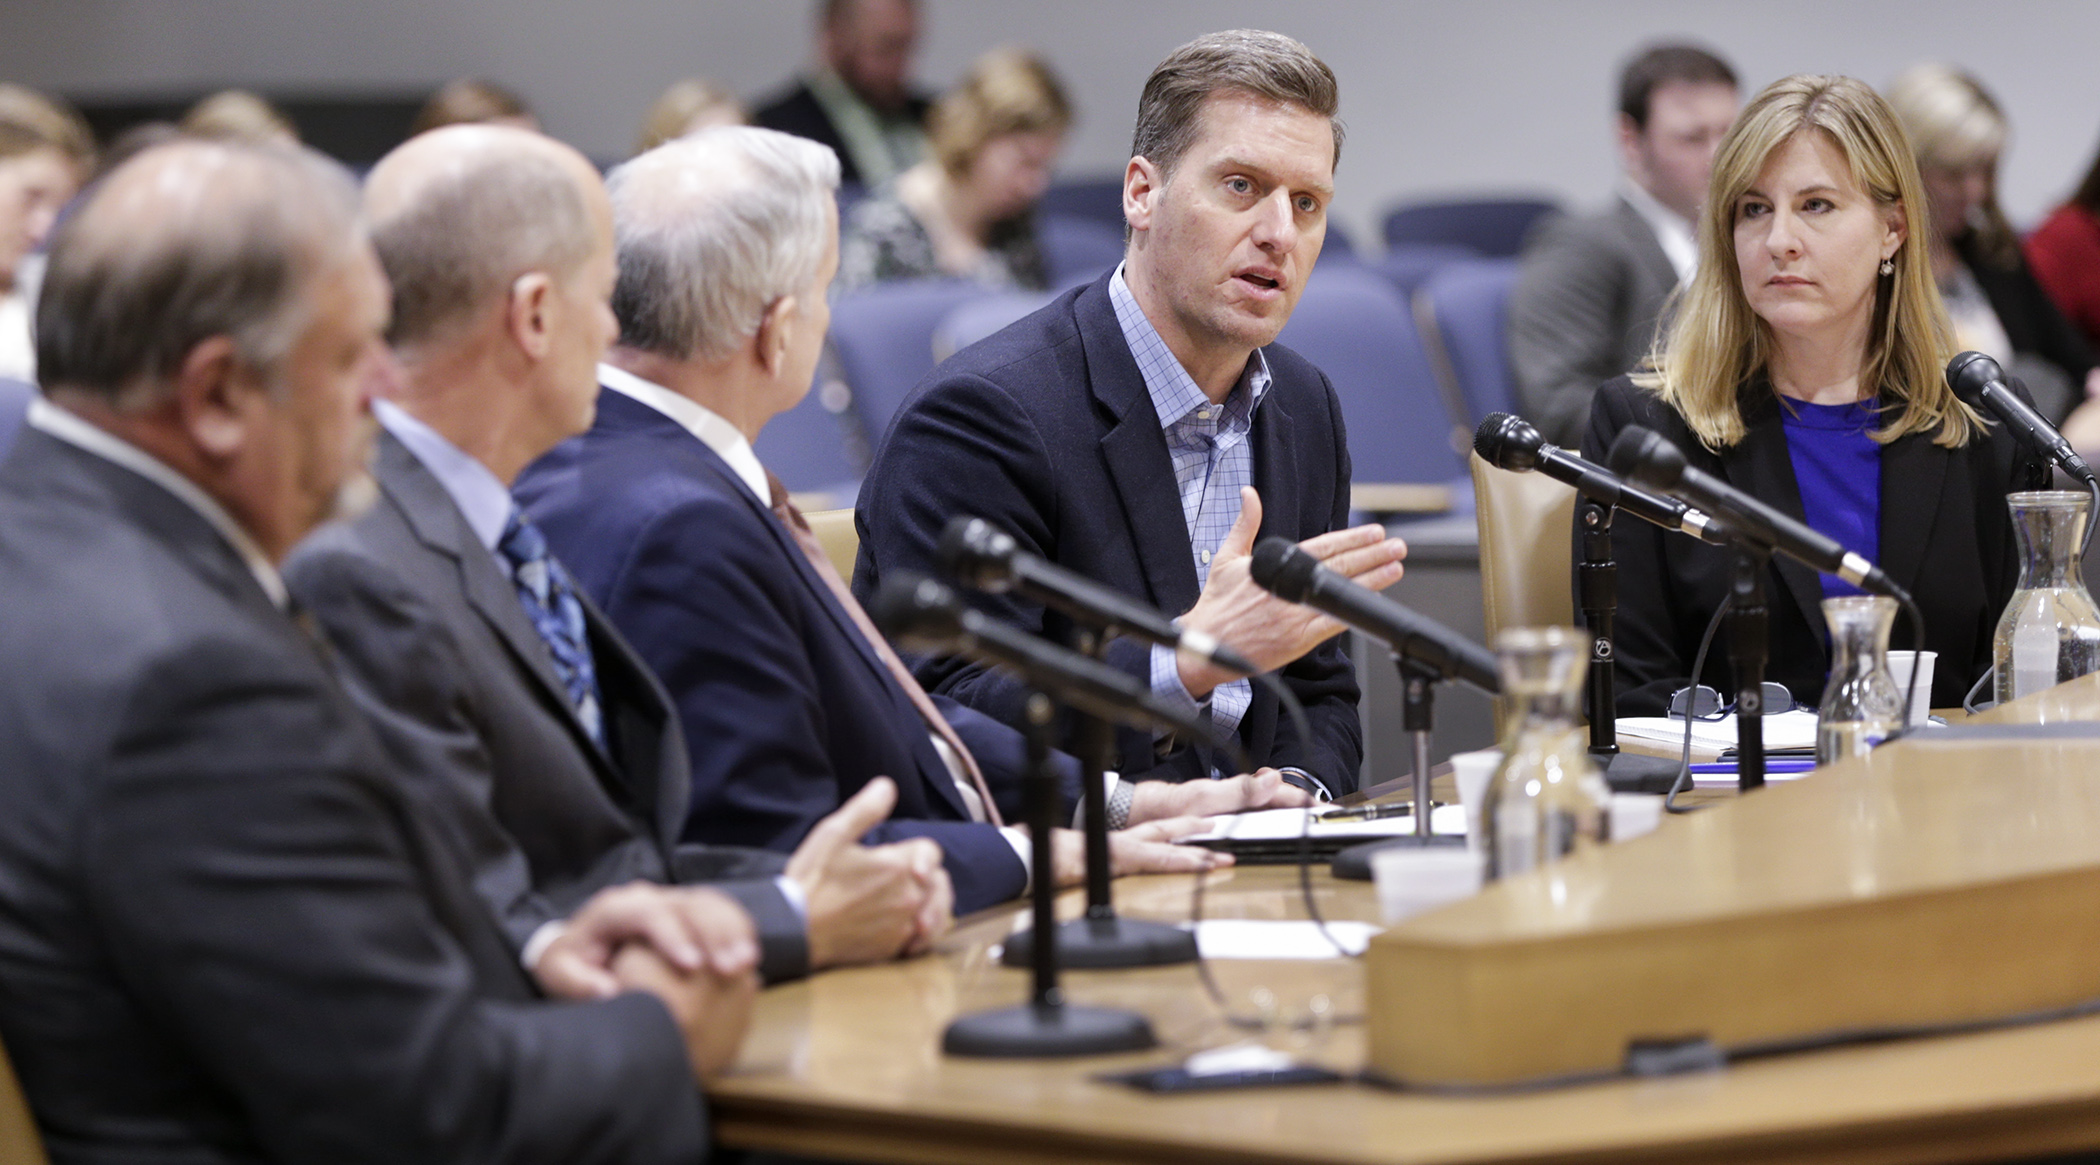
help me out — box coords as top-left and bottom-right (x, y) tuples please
(374, 399), (512, 553)
(27, 396), (288, 609)
(1620, 181), (1698, 284)
(599, 362), (771, 502)
(1107, 264), (1271, 435)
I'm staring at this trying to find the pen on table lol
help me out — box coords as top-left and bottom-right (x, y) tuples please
(1687, 759), (1818, 775)
(1315, 802), (1420, 823)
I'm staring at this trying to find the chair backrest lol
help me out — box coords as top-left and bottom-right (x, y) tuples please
(1275, 263), (1467, 489)
(1036, 176), (1127, 234)
(803, 508), (860, 580)
(754, 368), (868, 504)
(1373, 243), (1476, 302)
(1415, 257), (1522, 425)
(822, 280), (992, 441)
(0, 1033), (49, 1165)
(1471, 450), (1577, 644)
(934, 291), (1056, 362)
(1381, 197), (1560, 257)
(1037, 214), (1125, 288)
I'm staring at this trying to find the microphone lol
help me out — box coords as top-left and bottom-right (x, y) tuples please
(1248, 538), (1498, 693)
(1947, 351), (2097, 485)
(1607, 425), (1900, 597)
(937, 516), (1256, 675)
(1473, 413), (1728, 544)
(866, 572), (1244, 761)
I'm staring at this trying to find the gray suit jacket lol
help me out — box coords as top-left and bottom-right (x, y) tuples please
(286, 432), (809, 982)
(0, 425), (704, 1164)
(1508, 197), (1681, 446)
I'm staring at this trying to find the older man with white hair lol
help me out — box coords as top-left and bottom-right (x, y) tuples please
(516, 126), (1287, 915)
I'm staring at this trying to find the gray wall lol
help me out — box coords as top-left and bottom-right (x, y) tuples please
(3, 1), (2097, 246)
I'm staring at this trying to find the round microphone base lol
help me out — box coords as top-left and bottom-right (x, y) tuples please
(942, 1002), (1157, 1058)
(1330, 833), (1465, 881)
(1000, 916), (1198, 969)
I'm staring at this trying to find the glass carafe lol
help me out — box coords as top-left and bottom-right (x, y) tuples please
(1993, 490), (2100, 704)
(1817, 595), (1903, 763)
(1483, 626), (1610, 881)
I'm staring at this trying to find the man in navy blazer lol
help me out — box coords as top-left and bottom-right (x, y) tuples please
(853, 31), (1408, 797)
(517, 128), (1271, 916)
(285, 125), (949, 981)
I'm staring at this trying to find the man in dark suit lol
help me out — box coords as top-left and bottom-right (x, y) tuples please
(285, 124), (949, 982)
(1508, 42), (1739, 446)
(852, 30), (1408, 798)
(517, 127), (1261, 916)
(0, 139), (753, 1162)
(753, 0), (931, 187)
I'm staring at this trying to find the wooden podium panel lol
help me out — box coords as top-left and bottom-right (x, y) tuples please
(1367, 673), (2100, 1087)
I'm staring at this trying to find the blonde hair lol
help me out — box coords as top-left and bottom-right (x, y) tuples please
(929, 48), (1071, 180)
(412, 78), (534, 137)
(633, 78), (746, 156)
(1885, 63), (2017, 267)
(0, 85), (94, 168)
(1638, 74), (1980, 450)
(181, 90), (298, 146)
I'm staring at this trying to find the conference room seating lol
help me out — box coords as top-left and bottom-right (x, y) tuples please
(1380, 196), (1560, 258)
(754, 370), (869, 504)
(1037, 213), (1126, 287)
(804, 508), (861, 580)
(1470, 449), (1577, 734)
(1373, 242), (1477, 302)
(933, 291), (1056, 362)
(0, 1034), (48, 1165)
(1414, 257), (1523, 424)
(1274, 263), (1467, 500)
(821, 280), (991, 445)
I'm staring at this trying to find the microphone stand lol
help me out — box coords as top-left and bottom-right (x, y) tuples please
(999, 627), (1198, 969)
(1577, 499), (1619, 757)
(1728, 549), (1771, 791)
(944, 691), (1158, 1057)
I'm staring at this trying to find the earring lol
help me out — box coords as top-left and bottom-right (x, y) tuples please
(1879, 257), (1895, 276)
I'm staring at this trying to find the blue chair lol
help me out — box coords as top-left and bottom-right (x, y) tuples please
(934, 291), (1056, 362)
(0, 378), (31, 460)
(821, 280), (993, 442)
(753, 369), (867, 506)
(1414, 257), (1522, 425)
(1381, 197), (1559, 258)
(1037, 214), (1125, 288)
(1373, 243), (1477, 302)
(1275, 264), (1468, 492)
(1036, 176), (1126, 234)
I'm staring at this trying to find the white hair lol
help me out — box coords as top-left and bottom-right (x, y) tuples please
(606, 125), (840, 362)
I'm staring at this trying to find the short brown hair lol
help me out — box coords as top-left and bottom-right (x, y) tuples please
(0, 85), (94, 168)
(1130, 29), (1342, 180)
(929, 48), (1070, 180)
(1617, 43), (1737, 130)
(412, 78), (533, 137)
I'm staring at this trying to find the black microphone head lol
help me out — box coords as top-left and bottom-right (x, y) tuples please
(1945, 350), (2003, 406)
(1248, 537), (1319, 603)
(1607, 424), (1686, 490)
(934, 516), (1017, 592)
(1473, 412), (1544, 471)
(864, 572), (966, 650)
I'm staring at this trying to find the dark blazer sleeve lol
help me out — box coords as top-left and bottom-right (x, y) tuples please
(598, 491), (1027, 914)
(86, 638), (705, 1164)
(289, 541), (812, 984)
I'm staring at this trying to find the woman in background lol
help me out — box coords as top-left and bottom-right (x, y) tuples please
(837, 47), (1069, 291)
(2025, 138), (2100, 353)
(1585, 74), (2043, 714)
(1885, 63), (2096, 423)
(412, 77), (538, 136)
(0, 86), (93, 383)
(635, 78), (746, 154)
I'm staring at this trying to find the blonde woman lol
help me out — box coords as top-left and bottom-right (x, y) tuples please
(1582, 75), (2046, 714)
(0, 85), (93, 382)
(836, 47), (1070, 290)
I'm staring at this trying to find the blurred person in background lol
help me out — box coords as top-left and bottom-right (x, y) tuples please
(2025, 136), (2100, 353)
(635, 77), (746, 154)
(0, 84), (93, 384)
(181, 89), (299, 146)
(1509, 42), (1739, 446)
(411, 77), (538, 136)
(755, 0), (930, 188)
(838, 47), (1070, 290)
(1886, 63), (2096, 424)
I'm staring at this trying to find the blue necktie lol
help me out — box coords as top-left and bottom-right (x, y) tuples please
(498, 511), (604, 746)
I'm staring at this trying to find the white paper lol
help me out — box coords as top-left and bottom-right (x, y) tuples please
(1176, 803), (1467, 844)
(1616, 709), (1819, 755)
(1185, 919), (1380, 959)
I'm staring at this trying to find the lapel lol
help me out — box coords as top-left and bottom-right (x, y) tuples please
(1874, 400), (1951, 601)
(375, 433), (625, 784)
(1073, 279), (1202, 614)
(1718, 390), (1826, 641)
(631, 401), (974, 821)
(1250, 374), (1298, 541)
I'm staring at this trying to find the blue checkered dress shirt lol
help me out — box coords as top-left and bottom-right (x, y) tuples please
(1107, 268), (1271, 758)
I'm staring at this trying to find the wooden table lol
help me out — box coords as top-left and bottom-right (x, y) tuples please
(709, 682), (2100, 1164)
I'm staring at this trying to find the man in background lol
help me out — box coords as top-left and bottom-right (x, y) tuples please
(755, 0), (931, 187)
(0, 138), (750, 1162)
(1507, 42), (1739, 445)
